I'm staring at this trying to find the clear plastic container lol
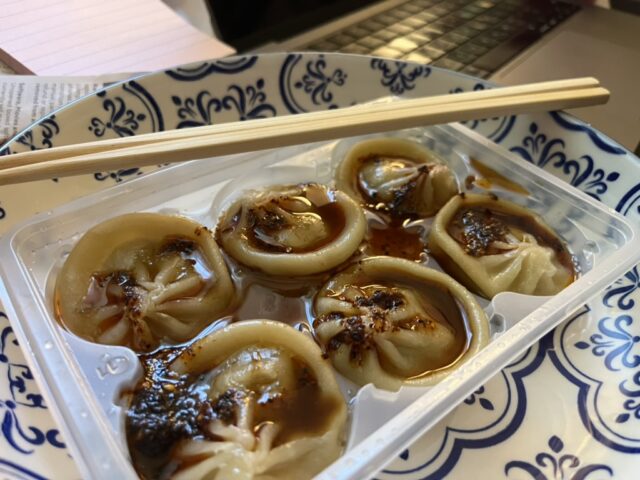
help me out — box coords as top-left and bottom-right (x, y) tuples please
(0, 123), (638, 480)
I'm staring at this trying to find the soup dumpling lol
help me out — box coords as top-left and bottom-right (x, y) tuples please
(428, 193), (575, 298)
(217, 183), (366, 276)
(336, 137), (458, 218)
(55, 213), (234, 351)
(313, 256), (488, 390)
(127, 320), (347, 480)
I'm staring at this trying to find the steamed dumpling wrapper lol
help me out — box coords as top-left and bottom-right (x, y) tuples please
(129, 320), (347, 480)
(428, 193), (575, 298)
(216, 183), (366, 275)
(335, 137), (458, 218)
(313, 256), (489, 390)
(55, 213), (235, 351)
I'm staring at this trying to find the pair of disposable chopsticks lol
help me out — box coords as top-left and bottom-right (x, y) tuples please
(0, 77), (608, 185)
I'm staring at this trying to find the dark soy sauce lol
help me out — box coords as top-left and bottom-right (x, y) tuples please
(400, 277), (470, 378)
(316, 272), (471, 376)
(249, 358), (343, 446)
(348, 153), (443, 262)
(123, 253), (340, 478)
(219, 185), (347, 255)
(126, 346), (342, 479)
(123, 190), (475, 478)
(125, 348), (209, 480)
(246, 201), (346, 254)
(366, 220), (427, 261)
(447, 205), (576, 277)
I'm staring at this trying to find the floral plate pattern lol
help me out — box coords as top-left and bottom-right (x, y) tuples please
(0, 53), (639, 479)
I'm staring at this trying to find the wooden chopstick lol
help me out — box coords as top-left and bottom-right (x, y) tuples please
(0, 77), (601, 172)
(0, 79), (609, 185)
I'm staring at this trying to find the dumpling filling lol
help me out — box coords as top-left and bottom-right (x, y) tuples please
(447, 206), (569, 259)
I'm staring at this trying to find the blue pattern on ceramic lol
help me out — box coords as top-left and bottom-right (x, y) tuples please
(88, 80), (164, 137)
(217, 80), (276, 120)
(14, 116), (59, 151)
(574, 314), (640, 425)
(550, 307), (640, 453)
(0, 458), (47, 480)
(165, 56), (258, 81)
(293, 55), (346, 109)
(172, 79), (276, 129)
(464, 386), (495, 411)
(278, 54), (304, 113)
(370, 58), (430, 95)
(617, 372), (640, 424)
(616, 182), (640, 217)
(0, 313), (65, 455)
(89, 80), (164, 138)
(487, 115), (517, 143)
(509, 122), (620, 201)
(173, 91), (219, 128)
(279, 53), (350, 113)
(549, 111), (626, 156)
(89, 92), (147, 138)
(86, 81), (164, 182)
(381, 343), (546, 479)
(574, 315), (640, 371)
(603, 267), (640, 310)
(93, 169), (142, 183)
(124, 81), (165, 133)
(504, 435), (613, 479)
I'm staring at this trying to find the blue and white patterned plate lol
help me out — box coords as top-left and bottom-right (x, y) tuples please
(0, 53), (639, 479)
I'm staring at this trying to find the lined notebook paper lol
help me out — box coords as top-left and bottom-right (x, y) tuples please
(0, 0), (236, 75)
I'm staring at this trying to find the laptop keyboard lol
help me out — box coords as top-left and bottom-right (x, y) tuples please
(305, 0), (578, 78)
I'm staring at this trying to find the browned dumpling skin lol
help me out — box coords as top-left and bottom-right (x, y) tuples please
(129, 320), (347, 480)
(55, 213), (234, 352)
(216, 183), (366, 276)
(336, 138), (459, 218)
(313, 256), (489, 390)
(429, 193), (575, 298)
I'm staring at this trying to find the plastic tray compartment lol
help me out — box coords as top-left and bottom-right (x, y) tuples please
(0, 123), (638, 480)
